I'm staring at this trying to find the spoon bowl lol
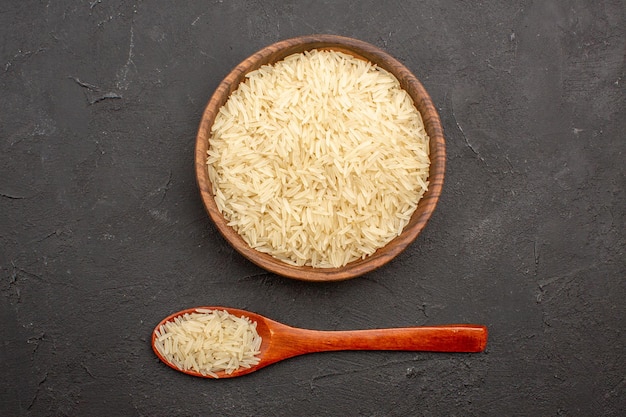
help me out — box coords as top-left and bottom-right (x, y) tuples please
(152, 307), (488, 379)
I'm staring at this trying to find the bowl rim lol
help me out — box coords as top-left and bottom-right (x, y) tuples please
(194, 34), (445, 281)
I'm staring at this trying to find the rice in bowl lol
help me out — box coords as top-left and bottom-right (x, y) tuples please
(207, 49), (430, 268)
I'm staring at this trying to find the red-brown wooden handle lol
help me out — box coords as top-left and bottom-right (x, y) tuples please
(271, 324), (488, 359)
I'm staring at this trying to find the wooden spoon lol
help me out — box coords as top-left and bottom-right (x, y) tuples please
(152, 307), (488, 378)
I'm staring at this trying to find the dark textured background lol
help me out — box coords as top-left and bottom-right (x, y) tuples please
(1, 1), (624, 416)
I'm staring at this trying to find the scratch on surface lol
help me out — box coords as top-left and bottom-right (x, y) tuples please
(536, 262), (600, 306)
(27, 372), (48, 410)
(82, 362), (96, 379)
(1, 192), (25, 200)
(309, 357), (420, 389)
(199, 50), (219, 63)
(89, 0), (101, 9)
(31, 230), (58, 244)
(157, 170), (172, 205)
(510, 30), (518, 62)
(145, 170), (172, 207)
(417, 303), (429, 318)
(117, 22), (136, 90)
(88, 92), (122, 105)
(446, 90), (485, 162)
(69, 76), (99, 90)
(377, 31), (394, 48)
(538, 264), (591, 290)
(27, 333), (46, 354)
(10, 261), (18, 284)
(450, 100), (483, 161)
(504, 156), (514, 173)
(69, 76), (122, 105)
(9, 261), (51, 287)
(13, 264), (76, 291)
(98, 283), (147, 292)
(191, 13), (204, 26)
(538, 274), (576, 292)
(4, 47), (46, 72)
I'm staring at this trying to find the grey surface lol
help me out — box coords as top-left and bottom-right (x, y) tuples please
(1, 0), (625, 416)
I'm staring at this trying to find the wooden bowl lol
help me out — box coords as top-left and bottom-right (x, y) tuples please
(195, 35), (445, 282)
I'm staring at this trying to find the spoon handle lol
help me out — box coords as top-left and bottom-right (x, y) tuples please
(274, 324), (487, 356)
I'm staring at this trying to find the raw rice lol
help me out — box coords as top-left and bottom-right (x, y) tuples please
(153, 309), (262, 377)
(207, 49), (430, 268)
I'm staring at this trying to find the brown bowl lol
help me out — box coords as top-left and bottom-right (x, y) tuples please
(195, 34), (445, 282)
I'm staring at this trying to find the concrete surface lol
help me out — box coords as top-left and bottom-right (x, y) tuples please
(1, 1), (624, 416)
